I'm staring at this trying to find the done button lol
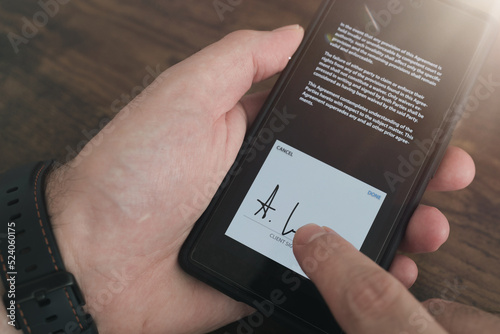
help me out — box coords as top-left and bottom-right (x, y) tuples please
(368, 190), (381, 200)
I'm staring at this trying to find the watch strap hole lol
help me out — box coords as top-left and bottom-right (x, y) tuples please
(25, 264), (38, 273)
(7, 198), (19, 206)
(1, 161), (99, 333)
(10, 213), (22, 221)
(6, 187), (18, 194)
(45, 314), (58, 323)
(38, 298), (51, 307)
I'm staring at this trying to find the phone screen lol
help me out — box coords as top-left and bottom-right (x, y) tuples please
(222, 0), (489, 276)
(182, 0), (494, 332)
(225, 139), (387, 277)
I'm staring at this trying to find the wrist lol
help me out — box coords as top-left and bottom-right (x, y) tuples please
(44, 162), (138, 334)
(0, 161), (98, 333)
(44, 165), (85, 282)
(44, 164), (102, 331)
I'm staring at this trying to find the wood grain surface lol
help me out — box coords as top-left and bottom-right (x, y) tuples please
(1, 1), (499, 333)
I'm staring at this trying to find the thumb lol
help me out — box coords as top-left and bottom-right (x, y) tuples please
(293, 224), (446, 334)
(155, 25), (305, 119)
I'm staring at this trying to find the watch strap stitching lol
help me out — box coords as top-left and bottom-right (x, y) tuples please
(33, 163), (59, 272)
(17, 304), (32, 334)
(33, 162), (86, 331)
(0, 254), (7, 277)
(0, 162), (99, 333)
(0, 243), (26, 331)
(10, 163), (43, 333)
(64, 287), (84, 330)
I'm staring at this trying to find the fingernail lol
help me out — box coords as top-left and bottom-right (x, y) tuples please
(273, 24), (303, 32)
(322, 226), (337, 234)
(295, 224), (334, 245)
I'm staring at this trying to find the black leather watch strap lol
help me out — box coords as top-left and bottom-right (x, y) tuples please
(0, 161), (98, 334)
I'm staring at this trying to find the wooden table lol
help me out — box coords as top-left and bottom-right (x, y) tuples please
(1, 1), (499, 332)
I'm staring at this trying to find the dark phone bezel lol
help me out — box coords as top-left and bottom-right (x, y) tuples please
(377, 1), (499, 268)
(180, 2), (340, 332)
(179, 0), (498, 332)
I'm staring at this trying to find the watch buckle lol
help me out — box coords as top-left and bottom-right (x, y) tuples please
(15, 271), (85, 305)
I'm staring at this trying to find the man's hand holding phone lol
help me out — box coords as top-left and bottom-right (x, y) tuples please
(41, 27), (481, 333)
(0, 26), (494, 334)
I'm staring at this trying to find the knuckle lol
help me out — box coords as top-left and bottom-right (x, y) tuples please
(422, 298), (448, 316)
(223, 29), (258, 44)
(344, 268), (402, 320)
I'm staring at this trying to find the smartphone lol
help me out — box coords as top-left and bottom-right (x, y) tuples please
(179, 0), (497, 332)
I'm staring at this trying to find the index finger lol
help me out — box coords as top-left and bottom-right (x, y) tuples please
(293, 224), (446, 334)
